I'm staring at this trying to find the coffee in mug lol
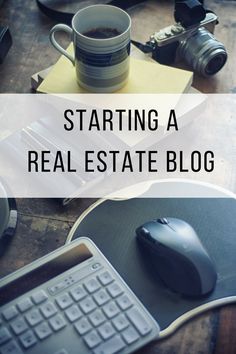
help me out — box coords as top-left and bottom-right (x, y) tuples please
(49, 5), (131, 93)
(83, 27), (121, 39)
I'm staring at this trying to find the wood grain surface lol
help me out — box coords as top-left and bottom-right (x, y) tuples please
(0, 0), (236, 353)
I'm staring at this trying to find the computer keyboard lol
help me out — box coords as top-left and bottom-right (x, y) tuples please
(0, 237), (160, 354)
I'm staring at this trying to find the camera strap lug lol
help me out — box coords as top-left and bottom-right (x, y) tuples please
(131, 39), (155, 54)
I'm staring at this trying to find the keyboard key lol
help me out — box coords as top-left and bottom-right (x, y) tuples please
(2, 306), (18, 321)
(126, 307), (151, 336)
(70, 285), (86, 302)
(25, 309), (43, 326)
(89, 309), (106, 327)
(10, 317), (28, 335)
(74, 318), (92, 335)
(116, 294), (132, 310)
(79, 297), (96, 314)
(48, 283), (66, 296)
(65, 305), (82, 323)
(54, 349), (68, 354)
(94, 334), (125, 354)
(0, 327), (11, 345)
(97, 271), (113, 286)
(17, 298), (33, 313)
(55, 293), (73, 310)
(0, 340), (23, 354)
(122, 326), (139, 344)
(84, 278), (100, 294)
(91, 263), (101, 270)
(112, 314), (129, 331)
(93, 289), (110, 306)
(40, 302), (57, 319)
(84, 330), (101, 349)
(31, 290), (48, 305)
(107, 283), (123, 298)
(49, 314), (66, 332)
(103, 301), (119, 319)
(98, 322), (115, 340)
(35, 321), (52, 340)
(19, 330), (37, 349)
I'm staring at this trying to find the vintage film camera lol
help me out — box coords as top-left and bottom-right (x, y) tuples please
(133, 0), (227, 77)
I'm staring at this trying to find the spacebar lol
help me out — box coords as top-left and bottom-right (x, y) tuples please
(93, 335), (125, 354)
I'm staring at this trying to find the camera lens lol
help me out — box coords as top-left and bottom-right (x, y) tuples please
(205, 54), (226, 76)
(178, 28), (227, 77)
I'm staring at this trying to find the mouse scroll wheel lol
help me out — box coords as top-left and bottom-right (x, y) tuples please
(157, 218), (169, 225)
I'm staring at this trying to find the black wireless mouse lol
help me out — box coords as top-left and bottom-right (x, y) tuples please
(136, 217), (217, 297)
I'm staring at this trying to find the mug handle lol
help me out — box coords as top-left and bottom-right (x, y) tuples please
(49, 24), (75, 65)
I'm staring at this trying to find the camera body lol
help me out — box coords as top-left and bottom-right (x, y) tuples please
(145, 8), (227, 76)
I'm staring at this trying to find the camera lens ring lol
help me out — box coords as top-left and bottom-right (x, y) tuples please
(178, 28), (227, 77)
(204, 50), (227, 76)
(194, 41), (227, 77)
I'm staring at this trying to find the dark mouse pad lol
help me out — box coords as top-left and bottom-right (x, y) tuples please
(68, 186), (236, 336)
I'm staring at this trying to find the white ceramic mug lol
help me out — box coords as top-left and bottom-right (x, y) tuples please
(49, 4), (131, 93)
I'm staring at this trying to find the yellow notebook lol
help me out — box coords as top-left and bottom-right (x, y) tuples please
(38, 44), (193, 94)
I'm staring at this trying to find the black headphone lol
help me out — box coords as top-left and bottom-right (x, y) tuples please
(36, 0), (144, 24)
(36, 0), (206, 27)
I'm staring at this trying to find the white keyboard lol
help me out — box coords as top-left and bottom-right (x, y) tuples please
(0, 237), (160, 354)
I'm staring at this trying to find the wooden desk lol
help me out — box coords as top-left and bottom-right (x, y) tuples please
(0, 1), (236, 353)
